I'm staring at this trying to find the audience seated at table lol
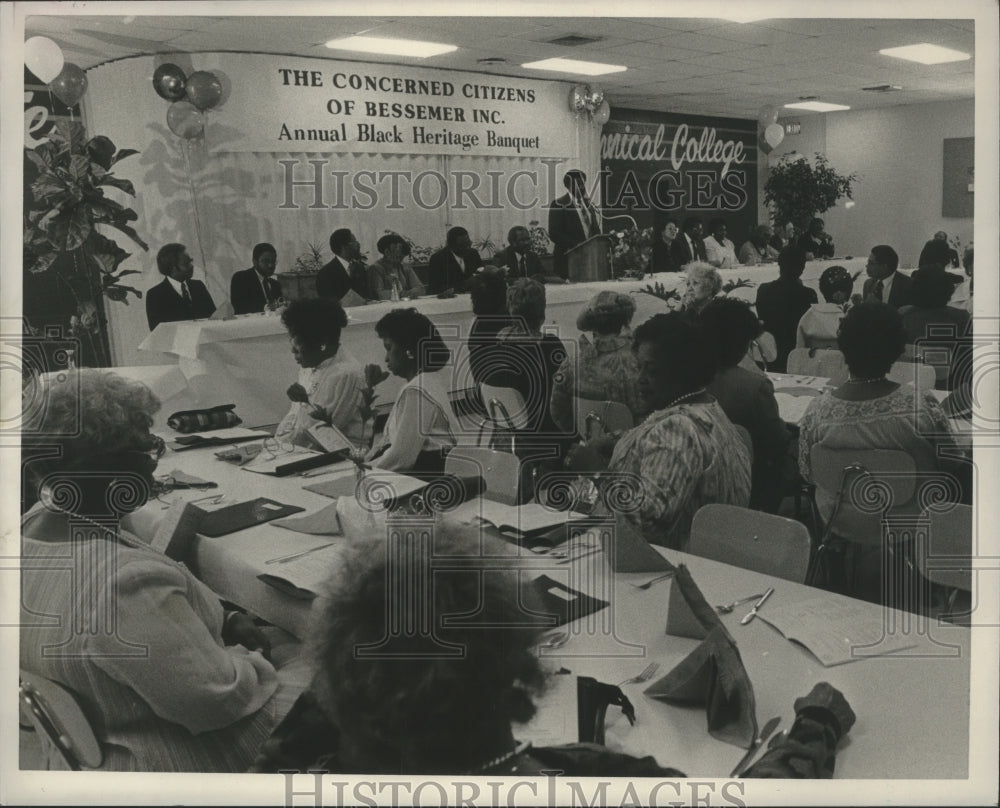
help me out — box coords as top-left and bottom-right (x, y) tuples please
(490, 225), (544, 280)
(467, 267), (512, 385)
(915, 237), (966, 287)
(650, 219), (680, 272)
(230, 243), (283, 315)
(367, 233), (425, 300)
(568, 312), (751, 551)
(250, 529), (855, 777)
(427, 226), (483, 294)
(146, 243), (217, 330)
(669, 216), (708, 268)
(550, 291), (647, 434)
(918, 231), (960, 268)
(701, 298), (796, 513)
(768, 221), (797, 254)
(274, 298), (365, 448)
(756, 246), (818, 372)
(20, 370), (293, 771)
(797, 217), (835, 260)
(367, 308), (458, 474)
(796, 265), (854, 350)
(703, 217), (741, 269)
(950, 246), (974, 314)
(862, 244), (912, 307)
(900, 268), (972, 390)
(317, 228), (369, 303)
(679, 262), (723, 314)
(738, 224), (780, 266)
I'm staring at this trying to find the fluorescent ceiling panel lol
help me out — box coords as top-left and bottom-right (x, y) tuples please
(783, 101), (852, 111)
(324, 35), (457, 58)
(521, 57), (627, 76)
(879, 43), (970, 64)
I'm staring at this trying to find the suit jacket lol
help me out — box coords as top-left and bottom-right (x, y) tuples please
(755, 278), (818, 372)
(669, 234), (707, 268)
(491, 246), (544, 280)
(316, 256), (353, 300)
(146, 277), (216, 331)
(229, 267), (283, 315)
(427, 248), (483, 294)
(650, 240), (679, 273)
(548, 193), (598, 279)
(797, 232), (835, 259)
(862, 272), (913, 308)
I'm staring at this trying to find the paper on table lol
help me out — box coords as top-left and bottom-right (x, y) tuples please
(475, 501), (589, 535)
(257, 544), (341, 600)
(272, 501), (343, 535)
(511, 672), (577, 746)
(758, 596), (918, 666)
(773, 392), (817, 425)
(243, 445), (322, 475)
(304, 470), (426, 504)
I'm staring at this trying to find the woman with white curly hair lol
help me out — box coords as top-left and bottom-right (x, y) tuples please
(680, 262), (723, 314)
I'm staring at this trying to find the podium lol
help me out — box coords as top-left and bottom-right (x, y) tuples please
(567, 235), (614, 283)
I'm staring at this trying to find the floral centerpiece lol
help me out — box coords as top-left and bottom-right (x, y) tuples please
(610, 226), (655, 279)
(527, 221), (552, 256)
(289, 243), (328, 274)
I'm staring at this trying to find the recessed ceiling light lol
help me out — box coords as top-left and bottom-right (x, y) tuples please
(521, 58), (627, 76)
(324, 36), (457, 58)
(879, 43), (971, 65)
(716, 14), (772, 23)
(783, 101), (851, 112)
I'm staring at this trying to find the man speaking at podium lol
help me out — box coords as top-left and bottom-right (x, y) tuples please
(548, 169), (602, 280)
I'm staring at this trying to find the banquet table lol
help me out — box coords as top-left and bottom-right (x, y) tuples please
(121, 438), (972, 780)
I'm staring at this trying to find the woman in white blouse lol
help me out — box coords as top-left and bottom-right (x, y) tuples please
(703, 217), (741, 269)
(276, 298), (365, 448)
(367, 308), (459, 474)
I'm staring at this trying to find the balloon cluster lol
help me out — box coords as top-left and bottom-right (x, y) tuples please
(152, 63), (223, 139)
(757, 105), (785, 155)
(568, 84), (611, 126)
(25, 36), (88, 107)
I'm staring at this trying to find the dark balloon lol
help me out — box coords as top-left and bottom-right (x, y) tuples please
(153, 63), (187, 101)
(185, 71), (222, 111)
(49, 63), (87, 107)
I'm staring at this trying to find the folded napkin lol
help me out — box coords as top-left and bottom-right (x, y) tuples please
(645, 565), (759, 748)
(598, 512), (675, 573)
(271, 502), (343, 536)
(524, 575), (610, 628)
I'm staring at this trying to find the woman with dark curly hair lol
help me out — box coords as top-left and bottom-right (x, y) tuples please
(466, 267), (512, 384)
(366, 233), (425, 300)
(276, 298), (365, 447)
(702, 298), (795, 513)
(367, 308), (459, 473)
(251, 529), (856, 776)
(550, 291), (646, 433)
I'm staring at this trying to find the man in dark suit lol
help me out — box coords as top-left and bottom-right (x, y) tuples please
(145, 243), (216, 331)
(548, 169), (601, 279)
(863, 244), (913, 308)
(668, 216), (708, 268)
(229, 243), (282, 315)
(755, 245), (818, 372)
(427, 227), (483, 294)
(797, 217), (835, 259)
(317, 228), (367, 301)
(491, 225), (544, 280)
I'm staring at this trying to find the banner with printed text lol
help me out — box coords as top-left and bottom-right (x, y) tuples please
(202, 53), (577, 158)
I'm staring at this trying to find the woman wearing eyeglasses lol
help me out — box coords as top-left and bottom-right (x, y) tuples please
(20, 370), (293, 771)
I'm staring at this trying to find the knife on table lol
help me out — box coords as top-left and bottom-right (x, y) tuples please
(740, 587), (774, 625)
(729, 716), (781, 777)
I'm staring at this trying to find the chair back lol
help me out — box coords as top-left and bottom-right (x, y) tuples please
(688, 504), (811, 583)
(444, 446), (527, 505)
(480, 384), (530, 430)
(19, 670), (103, 770)
(889, 357), (937, 389)
(809, 445), (917, 545)
(574, 398), (634, 441)
(919, 504), (973, 592)
(786, 347), (848, 384)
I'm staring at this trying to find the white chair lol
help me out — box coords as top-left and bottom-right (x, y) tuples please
(478, 383), (530, 452)
(918, 504), (973, 618)
(786, 347), (848, 384)
(574, 398), (634, 441)
(689, 504), (811, 583)
(444, 446), (527, 505)
(19, 670), (103, 770)
(889, 358), (936, 389)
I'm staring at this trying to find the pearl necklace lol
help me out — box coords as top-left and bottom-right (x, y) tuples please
(666, 388), (708, 409)
(844, 376), (886, 385)
(472, 741), (531, 773)
(41, 498), (144, 550)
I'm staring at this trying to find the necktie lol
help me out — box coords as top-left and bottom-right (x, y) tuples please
(586, 203), (599, 237)
(181, 281), (192, 311)
(873, 280), (885, 302)
(518, 255), (525, 276)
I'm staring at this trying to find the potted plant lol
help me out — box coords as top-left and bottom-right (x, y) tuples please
(528, 220), (554, 274)
(764, 153), (859, 232)
(23, 121), (147, 368)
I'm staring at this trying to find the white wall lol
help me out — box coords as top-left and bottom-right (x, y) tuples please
(759, 99), (974, 265)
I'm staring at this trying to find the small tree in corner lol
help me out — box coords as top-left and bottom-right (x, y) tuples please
(764, 153), (858, 232)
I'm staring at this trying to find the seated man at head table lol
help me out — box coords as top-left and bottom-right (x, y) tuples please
(427, 226), (483, 294)
(317, 227), (370, 304)
(796, 217), (835, 260)
(250, 528), (856, 776)
(229, 242), (283, 315)
(491, 224), (545, 281)
(145, 243), (217, 330)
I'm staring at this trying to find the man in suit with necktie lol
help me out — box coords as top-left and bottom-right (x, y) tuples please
(548, 169), (601, 280)
(669, 216), (708, 269)
(145, 243), (216, 331)
(863, 244), (913, 308)
(229, 243), (283, 314)
(491, 225), (544, 280)
(427, 226), (483, 294)
(317, 228), (368, 301)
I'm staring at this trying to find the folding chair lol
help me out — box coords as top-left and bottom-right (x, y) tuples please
(19, 670), (102, 770)
(574, 398), (634, 441)
(444, 446), (527, 506)
(786, 347), (848, 384)
(918, 504), (973, 620)
(888, 359), (936, 389)
(689, 503), (811, 583)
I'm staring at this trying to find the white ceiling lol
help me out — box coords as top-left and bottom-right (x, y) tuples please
(24, 13), (976, 118)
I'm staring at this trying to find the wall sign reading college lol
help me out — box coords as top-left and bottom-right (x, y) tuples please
(202, 53), (576, 158)
(600, 109), (758, 236)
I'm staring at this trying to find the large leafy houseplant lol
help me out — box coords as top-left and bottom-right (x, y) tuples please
(764, 153), (858, 232)
(24, 120), (147, 367)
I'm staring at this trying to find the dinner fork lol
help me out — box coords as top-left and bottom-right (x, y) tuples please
(715, 593), (764, 614)
(630, 572), (675, 590)
(618, 662), (659, 686)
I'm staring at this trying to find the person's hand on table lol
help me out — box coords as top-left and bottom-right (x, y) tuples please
(307, 406), (332, 425)
(223, 612), (272, 661)
(286, 383), (310, 403)
(564, 432), (621, 473)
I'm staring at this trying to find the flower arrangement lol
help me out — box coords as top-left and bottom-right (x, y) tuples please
(527, 220), (552, 256)
(637, 281), (682, 307)
(610, 226), (655, 278)
(289, 243), (328, 274)
(721, 278), (756, 295)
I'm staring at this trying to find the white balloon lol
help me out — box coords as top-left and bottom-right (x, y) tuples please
(25, 36), (64, 84)
(764, 123), (785, 149)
